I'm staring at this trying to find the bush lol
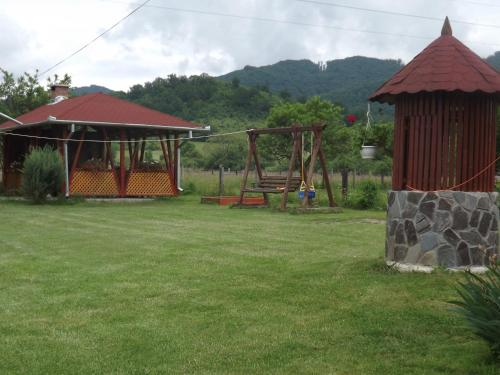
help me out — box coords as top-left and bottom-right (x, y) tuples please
(22, 145), (64, 203)
(346, 180), (379, 209)
(451, 261), (500, 359)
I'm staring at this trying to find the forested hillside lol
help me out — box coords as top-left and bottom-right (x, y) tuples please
(72, 52), (500, 122)
(71, 85), (113, 96)
(486, 51), (500, 71)
(115, 74), (281, 132)
(218, 56), (404, 116)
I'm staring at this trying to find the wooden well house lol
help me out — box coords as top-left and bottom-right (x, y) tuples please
(370, 18), (500, 269)
(1, 86), (206, 197)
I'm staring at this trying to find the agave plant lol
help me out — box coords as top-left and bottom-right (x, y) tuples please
(451, 258), (500, 358)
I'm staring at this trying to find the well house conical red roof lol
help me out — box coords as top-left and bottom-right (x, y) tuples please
(370, 17), (500, 103)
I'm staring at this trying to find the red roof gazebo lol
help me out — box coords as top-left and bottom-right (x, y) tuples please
(1, 87), (206, 197)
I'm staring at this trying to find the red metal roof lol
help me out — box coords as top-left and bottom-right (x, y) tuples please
(370, 18), (500, 103)
(0, 92), (202, 130)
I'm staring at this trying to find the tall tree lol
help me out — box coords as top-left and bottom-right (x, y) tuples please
(0, 69), (50, 118)
(46, 73), (72, 88)
(262, 96), (344, 162)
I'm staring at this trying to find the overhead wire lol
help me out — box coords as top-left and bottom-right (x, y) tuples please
(295, 0), (500, 30)
(29, 0), (500, 78)
(444, 0), (500, 9)
(97, 0), (500, 48)
(38, 0), (151, 77)
(0, 128), (249, 143)
(99, 0), (431, 41)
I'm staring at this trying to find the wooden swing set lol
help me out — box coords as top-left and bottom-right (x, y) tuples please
(238, 124), (335, 210)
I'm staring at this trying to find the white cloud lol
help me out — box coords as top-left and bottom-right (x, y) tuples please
(0, 0), (498, 91)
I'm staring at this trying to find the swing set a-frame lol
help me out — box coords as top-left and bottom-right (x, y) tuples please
(238, 124), (335, 210)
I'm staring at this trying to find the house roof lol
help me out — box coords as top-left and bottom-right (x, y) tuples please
(370, 18), (500, 103)
(0, 92), (203, 131)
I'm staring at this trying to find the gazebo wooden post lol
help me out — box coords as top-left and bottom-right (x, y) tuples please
(139, 137), (146, 163)
(119, 129), (126, 197)
(159, 133), (175, 186)
(102, 128), (119, 189)
(127, 132), (133, 162)
(130, 138), (140, 172)
(159, 134), (170, 170)
(2, 135), (8, 187)
(166, 132), (173, 168)
(60, 128), (68, 195)
(69, 127), (87, 190)
(131, 138), (138, 167)
(173, 136), (180, 192)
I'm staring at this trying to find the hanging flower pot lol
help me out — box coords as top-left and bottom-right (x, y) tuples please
(360, 103), (377, 160)
(360, 145), (377, 159)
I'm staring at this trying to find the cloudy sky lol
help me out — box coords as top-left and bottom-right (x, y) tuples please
(1, 0), (499, 91)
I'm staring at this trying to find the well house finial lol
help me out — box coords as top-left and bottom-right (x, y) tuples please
(441, 16), (452, 36)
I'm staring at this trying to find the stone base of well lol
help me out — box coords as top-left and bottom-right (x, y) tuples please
(386, 191), (499, 268)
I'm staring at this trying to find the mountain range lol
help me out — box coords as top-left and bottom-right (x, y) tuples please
(70, 85), (114, 96)
(73, 52), (500, 118)
(218, 56), (403, 116)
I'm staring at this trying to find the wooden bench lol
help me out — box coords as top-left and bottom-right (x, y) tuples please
(242, 175), (301, 193)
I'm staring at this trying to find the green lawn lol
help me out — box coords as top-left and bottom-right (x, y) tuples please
(0, 197), (497, 374)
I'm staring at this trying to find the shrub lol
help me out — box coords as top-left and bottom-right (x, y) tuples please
(451, 261), (500, 359)
(346, 180), (379, 209)
(22, 145), (64, 203)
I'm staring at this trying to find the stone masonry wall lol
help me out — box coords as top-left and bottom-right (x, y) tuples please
(386, 191), (499, 268)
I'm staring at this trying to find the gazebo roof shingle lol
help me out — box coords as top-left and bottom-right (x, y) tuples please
(0, 92), (202, 131)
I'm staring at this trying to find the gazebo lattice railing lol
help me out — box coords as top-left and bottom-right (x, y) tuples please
(69, 128), (178, 197)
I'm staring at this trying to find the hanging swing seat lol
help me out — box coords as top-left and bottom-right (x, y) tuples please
(298, 181), (316, 199)
(243, 176), (301, 193)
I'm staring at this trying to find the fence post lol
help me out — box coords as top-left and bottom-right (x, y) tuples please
(341, 169), (348, 199)
(219, 164), (224, 196)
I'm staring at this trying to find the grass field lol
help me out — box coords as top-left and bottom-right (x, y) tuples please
(0, 197), (497, 374)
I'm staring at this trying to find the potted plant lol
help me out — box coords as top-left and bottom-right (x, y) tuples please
(360, 126), (377, 160)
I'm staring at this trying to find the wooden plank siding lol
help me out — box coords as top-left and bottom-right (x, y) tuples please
(392, 93), (496, 192)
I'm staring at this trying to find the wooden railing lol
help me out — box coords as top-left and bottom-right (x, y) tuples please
(70, 168), (176, 197)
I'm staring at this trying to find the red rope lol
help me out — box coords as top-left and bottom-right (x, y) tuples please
(406, 154), (500, 192)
